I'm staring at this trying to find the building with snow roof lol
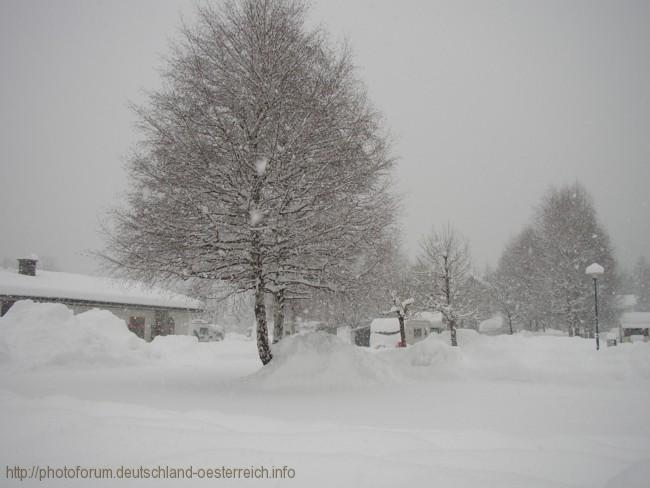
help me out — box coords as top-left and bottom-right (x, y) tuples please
(619, 312), (650, 343)
(369, 311), (445, 348)
(0, 258), (203, 341)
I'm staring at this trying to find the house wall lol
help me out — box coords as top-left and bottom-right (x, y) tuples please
(404, 322), (429, 345)
(168, 310), (194, 336)
(66, 305), (195, 341)
(369, 320), (435, 348)
(404, 319), (445, 345)
(0, 298), (196, 342)
(64, 303), (159, 341)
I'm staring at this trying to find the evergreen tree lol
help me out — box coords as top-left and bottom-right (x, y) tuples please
(535, 183), (618, 335)
(632, 256), (650, 312)
(492, 183), (619, 335)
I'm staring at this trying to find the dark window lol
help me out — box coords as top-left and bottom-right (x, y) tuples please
(624, 328), (649, 337)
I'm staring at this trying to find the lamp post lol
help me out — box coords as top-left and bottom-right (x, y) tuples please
(585, 263), (604, 351)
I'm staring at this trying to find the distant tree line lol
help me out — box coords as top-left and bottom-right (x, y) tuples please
(299, 183), (623, 346)
(484, 182), (619, 336)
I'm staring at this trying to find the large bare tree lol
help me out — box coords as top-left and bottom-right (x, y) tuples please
(416, 224), (472, 346)
(102, 0), (395, 364)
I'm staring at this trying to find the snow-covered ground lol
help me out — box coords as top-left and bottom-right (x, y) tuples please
(1, 301), (650, 487)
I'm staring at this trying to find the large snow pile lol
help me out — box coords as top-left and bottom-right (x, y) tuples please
(0, 301), (148, 370)
(249, 332), (395, 390)
(149, 334), (243, 367)
(392, 329), (650, 384)
(150, 334), (201, 362)
(244, 327), (650, 391)
(2, 300), (649, 388)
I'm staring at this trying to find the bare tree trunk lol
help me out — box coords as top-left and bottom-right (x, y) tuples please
(444, 256), (458, 347)
(507, 311), (513, 335)
(449, 321), (458, 347)
(252, 196), (271, 364)
(272, 288), (285, 344)
(255, 280), (272, 365)
(287, 299), (297, 336)
(397, 314), (406, 347)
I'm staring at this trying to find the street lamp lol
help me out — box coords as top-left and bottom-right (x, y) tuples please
(585, 263), (604, 351)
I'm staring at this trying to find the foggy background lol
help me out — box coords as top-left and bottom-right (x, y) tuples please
(1, 0), (648, 275)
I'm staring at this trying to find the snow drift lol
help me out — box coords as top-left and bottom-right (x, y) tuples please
(0, 301), (148, 370)
(2, 301), (649, 388)
(0, 301), (248, 372)
(248, 332), (396, 390)
(394, 329), (650, 384)
(249, 328), (650, 390)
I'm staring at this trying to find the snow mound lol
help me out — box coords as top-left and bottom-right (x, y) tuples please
(399, 330), (650, 384)
(0, 300), (148, 370)
(248, 332), (394, 390)
(403, 336), (463, 369)
(604, 458), (650, 488)
(149, 334), (227, 365)
(150, 334), (199, 360)
(374, 328), (650, 384)
(247, 328), (650, 390)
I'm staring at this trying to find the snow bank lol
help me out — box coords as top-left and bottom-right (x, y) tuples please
(238, 327), (650, 390)
(150, 334), (200, 360)
(604, 458), (650, 488)
(248, 332), (395, 390)
(149, 334), (244, 366)
(389, 334), (463, 375)
(370, 330), (402, 349)
(0, 301), (149, 370)
(0, 301), (254, 372)
(2, 301), (649, 388)
(392, 329), (650, 384)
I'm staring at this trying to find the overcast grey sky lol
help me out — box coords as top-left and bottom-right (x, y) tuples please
(1, 0), (648, 275)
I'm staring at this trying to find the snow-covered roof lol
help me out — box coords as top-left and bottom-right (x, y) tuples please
(0, 268), (203, 311)
(620, 312), (650, 329)
(370, 317), (400, 334)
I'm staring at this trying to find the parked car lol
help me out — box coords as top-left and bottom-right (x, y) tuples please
(190, 320), (225, 342)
